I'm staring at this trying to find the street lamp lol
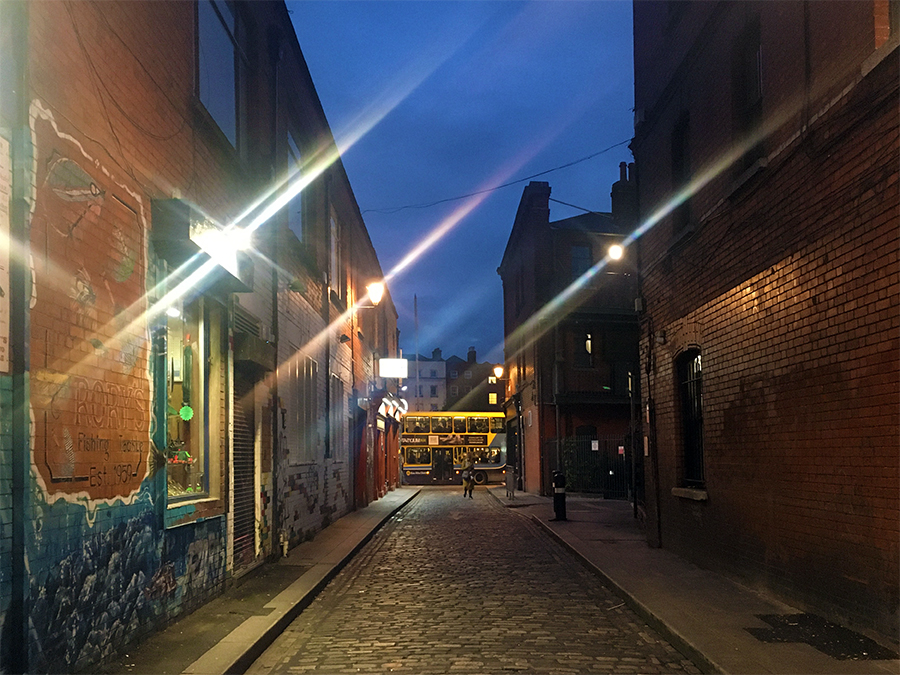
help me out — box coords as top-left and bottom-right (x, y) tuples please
(608, 244), (624, 260)
(365, 281), (384, 306)
(493, 364), (504, 379)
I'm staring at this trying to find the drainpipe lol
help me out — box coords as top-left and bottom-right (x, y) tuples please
(5, 2), (30, 672)
(268, 27), (283, 559)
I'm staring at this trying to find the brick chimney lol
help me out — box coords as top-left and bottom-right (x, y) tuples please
(467, 346), (476, 364)
(611, 161), (637, 231)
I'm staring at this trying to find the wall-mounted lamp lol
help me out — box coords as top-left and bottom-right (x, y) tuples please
(356, 281), (385, 309)
(655, 330), (667, 345)
(493, 364), (504, 379)
(608, 244), (624, 260)
(339, 334), (351, 344)
(366, 282), (384, 306)
(165, 306), (181, 318)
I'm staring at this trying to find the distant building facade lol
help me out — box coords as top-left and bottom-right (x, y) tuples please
(632, 0), (898, 640)
(497, 167), (639, 496)
(445, 347), (505, 413)
(407, 348), (447, 411)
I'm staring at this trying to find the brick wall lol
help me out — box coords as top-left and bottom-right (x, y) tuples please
(638, 29), (898, 638)
(16, 2), (264, 670)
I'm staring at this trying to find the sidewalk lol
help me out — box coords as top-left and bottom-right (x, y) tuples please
(94, 485), (898, 675)
(486, 485), (900, 675)
(94, 488), (420, 675)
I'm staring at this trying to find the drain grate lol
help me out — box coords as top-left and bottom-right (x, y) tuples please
(746, 613), (899, 660)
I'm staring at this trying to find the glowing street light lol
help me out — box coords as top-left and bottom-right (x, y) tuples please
(608, 244), (624, 260)
(366, 281), (385, 306)
(493, 364), (504, 379)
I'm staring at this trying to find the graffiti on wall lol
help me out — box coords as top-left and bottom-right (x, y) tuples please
(29, 101), (151, 501)
(28, 511), (161, 672)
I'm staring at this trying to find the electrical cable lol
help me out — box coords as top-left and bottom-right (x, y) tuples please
(361, 138), (631, 215)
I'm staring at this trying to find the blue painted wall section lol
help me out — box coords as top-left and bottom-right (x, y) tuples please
(0, 376), (12, 670)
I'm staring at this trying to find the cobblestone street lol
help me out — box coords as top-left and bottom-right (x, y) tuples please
(247, 488), (701, 674)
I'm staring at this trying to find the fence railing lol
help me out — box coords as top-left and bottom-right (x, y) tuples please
(544, 435), (631, 499)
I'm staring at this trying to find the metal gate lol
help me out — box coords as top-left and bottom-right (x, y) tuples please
(547, 435), (630, 499)
(233, 375), (257, 574)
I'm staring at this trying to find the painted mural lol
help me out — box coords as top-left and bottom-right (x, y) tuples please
(29, 102), (151, 501)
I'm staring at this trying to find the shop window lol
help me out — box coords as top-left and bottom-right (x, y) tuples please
(677, 349), (705, 487)
(167, 298), (208, 499)
(197, 0), (247, 151)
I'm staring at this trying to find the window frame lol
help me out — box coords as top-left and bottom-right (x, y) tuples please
(166, 297), (210, 501)
(571, 244), (592, 280)
(299, 355), (319, 463)
(286, 131), (304, 242)
(196, 0), (248, 152)
(677, 349), (705, 488)
(671, 112), (691, 234)
(732, 17), (765, 175)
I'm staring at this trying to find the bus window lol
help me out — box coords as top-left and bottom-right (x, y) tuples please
(453, 447), (467, 464)
(490, 417), (505, 433)
(431, 416), (452, 433)
(453, 416), (466, 433)
(469, 417), (489, 433)
(405, 447), (431, 465)
(406, 416), (430, 433)
(472, 447), (500, 464)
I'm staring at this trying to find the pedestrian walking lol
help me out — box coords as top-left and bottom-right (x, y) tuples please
(461, 453), (475, 498)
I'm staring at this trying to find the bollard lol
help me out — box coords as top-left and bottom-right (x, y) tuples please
(551, 471), (567, 521)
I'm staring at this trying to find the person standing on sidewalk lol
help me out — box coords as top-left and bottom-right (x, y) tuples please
(461, 453), (475, 498)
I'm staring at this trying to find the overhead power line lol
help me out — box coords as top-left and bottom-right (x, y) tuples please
(361, 138), (631, 215)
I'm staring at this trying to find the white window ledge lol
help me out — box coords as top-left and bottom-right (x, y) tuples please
(672, 487), (708, 501)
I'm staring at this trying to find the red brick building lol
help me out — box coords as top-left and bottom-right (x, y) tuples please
(632, 0), (898, 640)
(498, 168), (639, 496)
(0, 2), (398, 671)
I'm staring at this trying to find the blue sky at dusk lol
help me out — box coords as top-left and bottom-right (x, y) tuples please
(289, 1), (634, 365)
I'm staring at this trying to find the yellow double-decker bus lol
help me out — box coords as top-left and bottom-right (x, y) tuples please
(400, 411), (507, 485)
